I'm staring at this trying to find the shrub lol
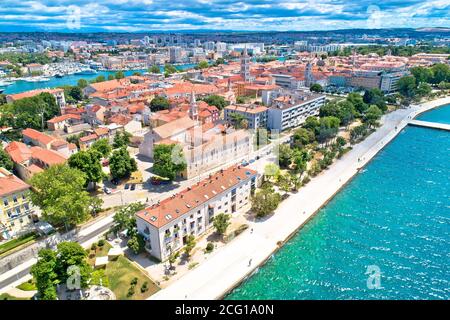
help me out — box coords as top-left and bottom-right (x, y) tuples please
(97, 239), (105, 247)
(127, 286), (135, 297)
(140, 282), (148, 293)
(130, 277), (138, 286)
(205, 242), (214, 253)
(91, 243), (97, 251)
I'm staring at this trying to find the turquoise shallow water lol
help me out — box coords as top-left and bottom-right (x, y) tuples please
(416, 104), (450, 125)
(2, 64), (196, 94)
(227, 124), (450, 300)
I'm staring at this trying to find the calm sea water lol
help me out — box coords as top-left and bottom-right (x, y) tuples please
(227, 122), (450, 299)
(2, 64), (196, 95)
(417, 104), (450, 125)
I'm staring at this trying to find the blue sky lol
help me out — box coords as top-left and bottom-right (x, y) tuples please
(0, 0), (449, 32)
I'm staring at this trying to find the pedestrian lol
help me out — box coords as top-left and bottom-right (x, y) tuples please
(248, 259), (252, 267)
(250, 228), (254, 234)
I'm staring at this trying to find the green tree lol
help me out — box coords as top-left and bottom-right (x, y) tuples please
(398, 76), (417, 98)
(310, 83), (323, 92)
(152, 144), (186, 180)
(362, 89), (386, 112)
(292, 148), (309, 174)
(337, 100), (356, 126)
(150, 96), (170, 111)
(317, 116), (340, 145)
(213, 213), (231, 235)
(127, 234), (145, 254)
(292, 128), (314, 149)
(113, 131), (132, 149)
(364, 105), (382, 128)
(115, 71), (125, 79)
(111, 202), (145, 234)
(228, 112), (247, 129)
(410, 66), (433, 84)
(196, 60), (209, 69)
(63, 86), (83, 103)
(278, 144), (293, 168)
(431, 63), (450, 84)
(30, 249), (58, 300)
(201, 95), (229, 109)
(0, 148), (14, 171)
(68, 149), (105, 189)
(109, 147), (137, 180)
(91, 138), (112, 157)
(148, 65), (161, 73)
(347, 92), (369, 114)
(416, 82), (432, 97)
(251, 185), (282, 217)
(107, 74), (115, 80)
(55, 242), (92, 289)
(93, 75), (105, 83)
(184, 234), (196, 258)
(303, 116), (320, 134)
(77, 78), (88, 89)
(29, 164), (98, 229)
(164, 64), (178, 75)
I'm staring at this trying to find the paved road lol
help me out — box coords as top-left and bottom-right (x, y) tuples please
(0, 215), (114, 292)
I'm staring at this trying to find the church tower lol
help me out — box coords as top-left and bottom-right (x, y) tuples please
(305, 60), (314, 88)
(189, 91), (198, 121)
(240, 46), (251, 82)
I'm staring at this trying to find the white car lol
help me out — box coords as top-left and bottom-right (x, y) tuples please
(103, 187), (112, 194)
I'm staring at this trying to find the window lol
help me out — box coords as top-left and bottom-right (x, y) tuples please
(13, 196), (18, 203)
(3, 199), (8, 206)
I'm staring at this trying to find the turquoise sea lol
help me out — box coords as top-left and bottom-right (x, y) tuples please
(2, 64), (196, 95)
(417, 104), (450, 125)
(227, 107), (450, 300)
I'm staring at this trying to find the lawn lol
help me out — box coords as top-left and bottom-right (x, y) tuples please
(0, 233), (38, 256)
(0, 293), (29, 300)
(16, 279), (37, 291)
(87, 240), (159, 300)
(87, 241), (112, 265)
(104, 256), (160, 300)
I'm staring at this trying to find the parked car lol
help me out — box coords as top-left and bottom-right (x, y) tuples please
(150, 175), (171, 185)
(111, 178), (119, 185)
(102, 159), (109, 167)
(249, 159), (255, 164)
(241, 160), (249, 166)
(103, 186), (112, 194)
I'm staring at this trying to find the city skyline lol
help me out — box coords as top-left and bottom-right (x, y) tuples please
(0, 0), (449, 33)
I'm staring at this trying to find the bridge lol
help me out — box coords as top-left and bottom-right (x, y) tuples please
(408, 120), (450, 132)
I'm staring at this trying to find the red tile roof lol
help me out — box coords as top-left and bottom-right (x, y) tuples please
(0, 168), (30, 197)
(7, 88), (63, 101)
(136, 165), (257, 228)
(22, 128), (55, 145)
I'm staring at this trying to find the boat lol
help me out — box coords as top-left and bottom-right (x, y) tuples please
(24, 76), (51, 82)
(76, 68), (97, 75)
(55, 73), (64, 78)
(0, 80), (13, 87)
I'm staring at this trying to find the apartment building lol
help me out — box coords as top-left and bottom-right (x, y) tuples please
(0, 168), (37, 240)
(135, 165), (258, 261)
(224, 104), (268, 130)
(262, 89), (325, 131)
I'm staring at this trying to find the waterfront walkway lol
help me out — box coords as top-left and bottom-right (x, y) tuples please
(408, 120), (450, 131)
(150, 97), (450, 300)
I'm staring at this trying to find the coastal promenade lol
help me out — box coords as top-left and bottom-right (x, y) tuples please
(150, 97), (450, 300)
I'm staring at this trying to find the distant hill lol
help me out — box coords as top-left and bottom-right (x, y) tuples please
(416, 27), (450, 32)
